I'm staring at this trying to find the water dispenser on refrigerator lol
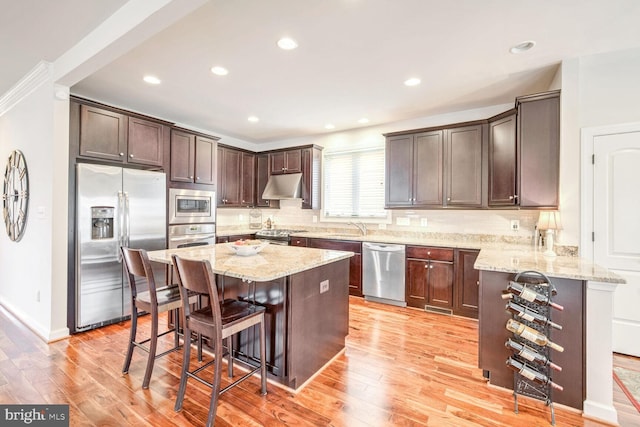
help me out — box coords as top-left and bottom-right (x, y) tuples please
(91, 206), (114, 240)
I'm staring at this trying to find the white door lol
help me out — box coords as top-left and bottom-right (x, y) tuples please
(593, 129), (640, 357)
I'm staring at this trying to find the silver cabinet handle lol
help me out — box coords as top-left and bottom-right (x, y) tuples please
(447, 197), (451, 201)
(196, 177), (200, 180)
(129, 154), (134, 158)
(119, 152), (124, 157)
(427, 251), (431, 255)
(189, 176), (194, 179)
(509, 195), (514, 200)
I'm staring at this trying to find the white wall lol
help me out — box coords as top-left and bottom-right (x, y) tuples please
(0, 73), (68, 341)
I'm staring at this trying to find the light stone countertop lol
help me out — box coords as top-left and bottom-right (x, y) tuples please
(147, 243), (353, 282)
(214, 228), (625, 284)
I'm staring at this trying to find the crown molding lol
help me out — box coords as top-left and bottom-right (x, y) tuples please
(0, 61), (53, 116)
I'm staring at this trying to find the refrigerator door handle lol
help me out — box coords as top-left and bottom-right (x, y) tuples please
(124, 191), (131, 247)
(117, 191), (124, 263)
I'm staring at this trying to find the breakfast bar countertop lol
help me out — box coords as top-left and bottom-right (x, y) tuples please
(147, 243), (354, 282)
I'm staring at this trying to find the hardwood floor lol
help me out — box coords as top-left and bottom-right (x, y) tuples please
(1, 298), (638, 426)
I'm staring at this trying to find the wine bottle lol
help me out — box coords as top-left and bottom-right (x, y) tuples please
(502, 281), (564, 311)
(505, 301), (563, 330)
(505, 357), (564, 391)
(505, 319), (564, 352)
(505, 338), (562, 371)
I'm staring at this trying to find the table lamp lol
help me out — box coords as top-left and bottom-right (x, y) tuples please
(537, 211), (562, 257)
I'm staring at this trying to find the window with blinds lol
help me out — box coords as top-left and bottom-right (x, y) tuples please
(323, 148), (387, 219)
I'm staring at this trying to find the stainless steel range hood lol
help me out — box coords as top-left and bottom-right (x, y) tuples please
(261, 173), (302, 200)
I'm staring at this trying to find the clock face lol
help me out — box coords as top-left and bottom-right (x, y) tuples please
(2, 150), (29, 241)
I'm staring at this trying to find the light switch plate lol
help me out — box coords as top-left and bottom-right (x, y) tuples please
(510, 220), (520, 231)
(420, 218), (428, 227)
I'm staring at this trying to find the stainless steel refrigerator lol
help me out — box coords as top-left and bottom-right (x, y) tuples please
(75, 163), (166, 332)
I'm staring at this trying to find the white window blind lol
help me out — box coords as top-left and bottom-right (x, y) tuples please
(323, 148), (386, 218)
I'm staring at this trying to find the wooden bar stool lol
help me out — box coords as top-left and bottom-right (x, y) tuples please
(171, 254), (267, 427)
(120, 247), (196, 389)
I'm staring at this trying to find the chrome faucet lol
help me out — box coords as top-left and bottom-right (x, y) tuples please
(348, 221), (367, 236)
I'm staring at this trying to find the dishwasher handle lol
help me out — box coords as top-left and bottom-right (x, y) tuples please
(363, 242), (405, 253)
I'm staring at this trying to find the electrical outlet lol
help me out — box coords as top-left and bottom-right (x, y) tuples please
(320, 280), (329, 293)
(396, 217), (410, 226)
(420, 218), (428, 227)
(510, 220), (520, 231)
(36, 290), (40, 302)
(238, 214), (244, 221)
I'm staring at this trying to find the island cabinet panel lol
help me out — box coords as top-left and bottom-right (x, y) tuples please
(79, 105), (127, 162)
(405, 246), (454, 311)
(488, 111), (517, 206)
(444, 124), (486, 207)
(453, 249), (479, 318)
(517, 90), (560, 208)
(306, 238), (362, 296)
(287, 258), (349, 389)
(478, 270), (585, 409)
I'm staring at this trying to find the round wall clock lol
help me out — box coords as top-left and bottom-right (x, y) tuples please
(2, 150), (29, 241)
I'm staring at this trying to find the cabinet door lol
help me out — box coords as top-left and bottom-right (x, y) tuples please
(255, 153), (272, 207)
(488, 112), (517, 206)
(518, 92), (560, 208)
(454, 250), (479, 318)
(79, 105), (127, 162)
(269, 152), (286, 175)
(284, 149), (302, 173)
(194, 136), (216, 185)
(307, 238), (361, 296)
(427, 261), (454, 309)
(241, 152), (256, 206)
(406, 258), (428, 308)
(445, 124), (485, 207)
(385, 135), (414, 207)
(170, 130), (195, 182)
(218, 147), (241, 206)
(127, 117), (165, 167)
(414, 131), (443, 206)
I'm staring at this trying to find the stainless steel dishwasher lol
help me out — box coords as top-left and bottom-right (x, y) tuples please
(362, 242), (406, 307)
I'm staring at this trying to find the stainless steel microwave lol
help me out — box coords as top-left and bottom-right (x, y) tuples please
(168, 188), (216, 224)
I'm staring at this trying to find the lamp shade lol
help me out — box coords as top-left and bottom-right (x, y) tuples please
(537, 211), (562, 230)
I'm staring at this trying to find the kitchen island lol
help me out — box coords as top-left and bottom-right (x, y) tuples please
(148, 243), (353, 390)
(474, 248), (625, 423)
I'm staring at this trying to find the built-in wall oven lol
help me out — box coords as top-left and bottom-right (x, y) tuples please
(168, 223), (216, 249)
(168, 188), (216, 225)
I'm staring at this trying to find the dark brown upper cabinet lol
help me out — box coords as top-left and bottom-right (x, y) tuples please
(79, 104), (166, 167)
(488, 110), (518, 206)
(444, 124), (486, 207)
(269, 149), (302, 174)
(170, 129), (218, 185)
(517, 90), (560, 208)
(385, 131), (443, 208)
(255, 153), (275, 208)
(216, 146), (242, 206)
(240, 152), (256, 207)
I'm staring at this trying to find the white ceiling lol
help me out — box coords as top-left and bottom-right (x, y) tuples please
(4, 1), (640, 145)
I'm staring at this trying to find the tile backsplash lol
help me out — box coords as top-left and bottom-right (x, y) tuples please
(216, 200), (551, 246)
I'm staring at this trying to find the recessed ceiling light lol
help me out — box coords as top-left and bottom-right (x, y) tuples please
(358, 118), (370, 124)
(325, 124), (335, 130)
(404, 77), (421, 87)
(277, 37), (298, 50)
(211, 66), (229, 76)
(248, 116), (259, 123)
(510, 41), (536, 54)
(143, 75), (161, 85)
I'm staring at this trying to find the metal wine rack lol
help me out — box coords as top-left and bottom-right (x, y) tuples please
(505, 270), (560, 426)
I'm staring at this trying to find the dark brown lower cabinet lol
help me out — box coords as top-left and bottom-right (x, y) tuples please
(405, 246), (454, 311)
(305, 238), (362, 297)
(216, 234), (255, 243)
(453, 249), (480, 318)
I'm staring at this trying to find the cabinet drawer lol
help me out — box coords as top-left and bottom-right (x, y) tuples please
(406, 246), (454, 261)
(307, 238), (361, 253)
